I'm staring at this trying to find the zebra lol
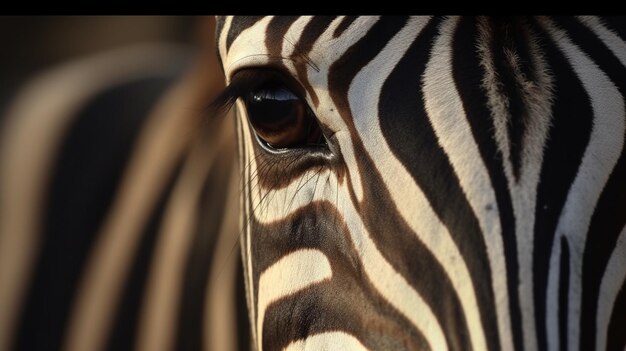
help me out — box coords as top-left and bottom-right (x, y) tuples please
(212, 16), (626, 351)
(0, 15), (624, 351)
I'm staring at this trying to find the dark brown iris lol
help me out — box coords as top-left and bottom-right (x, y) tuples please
(244, 85), (325, 149)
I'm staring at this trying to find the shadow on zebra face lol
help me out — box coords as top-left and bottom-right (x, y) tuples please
(0, 15), (625, 351)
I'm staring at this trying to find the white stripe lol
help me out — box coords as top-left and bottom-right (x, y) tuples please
(234, 106), (256, 349)
(596, 225), (626, 351)
(283, 331), (369, 351)
(578, 16), (626, 68)
(280, 16), (315, 72)
(309, 16), (380, 203)
(546, 236), (580, 351)
(217, 16), (233, 59)
(257, 249), (333, 351)
(545, 238), (563, 351)
(542, 17), (626, 351)
(222, 16), (275, 76)
(239, 100), (258, 345)
(422, 16), (514, 351)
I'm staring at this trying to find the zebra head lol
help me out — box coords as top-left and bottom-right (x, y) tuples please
(214, 16), (626, 351)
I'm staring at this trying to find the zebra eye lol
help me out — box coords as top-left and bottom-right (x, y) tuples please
(243, 82), (325, 150)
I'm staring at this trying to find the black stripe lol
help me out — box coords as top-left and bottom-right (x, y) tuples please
(595, 169), (626, 351)
(452, 16), (524, 351)
(509, 17), (541, 84)
(293, 16), (337, 107)
(106, 156), (186, 351)
(216, 16), (226, 43)
(607, 279), (626, 351)
(295, 16), (336, 54)
(333, 16), (358, 38)
(215, 16), (227, 71)
(529, 17), (594, 351)
(489, 17), (534, 181)
(550, 16), (626, 351)
(264, 16), (300, 58)
(329, 16), (409, 127)
(264, 274), (429, 351)
(174, 142), (236, 351)
(558, 237), (570, 351)
(13, 76), (175, 351)
(226, 16), (264, 53)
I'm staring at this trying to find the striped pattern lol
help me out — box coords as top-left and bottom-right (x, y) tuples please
(218, 16), (626, 350)
(0, 42), (248, 351)
(1, 16), (625, 351)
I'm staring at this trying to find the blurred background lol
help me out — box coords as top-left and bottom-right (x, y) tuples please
(0, 16), (244, 351)
(0, 16), (198, 116)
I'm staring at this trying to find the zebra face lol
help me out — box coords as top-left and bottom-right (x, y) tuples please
(215, 16), (626, 351)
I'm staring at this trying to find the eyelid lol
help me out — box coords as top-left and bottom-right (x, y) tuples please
(234, 67), (307, 99)
(208, 67), (313, 125)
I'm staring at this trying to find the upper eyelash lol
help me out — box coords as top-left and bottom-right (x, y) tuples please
(207, 68), (307, 118)
(207, 70), (264, 116)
